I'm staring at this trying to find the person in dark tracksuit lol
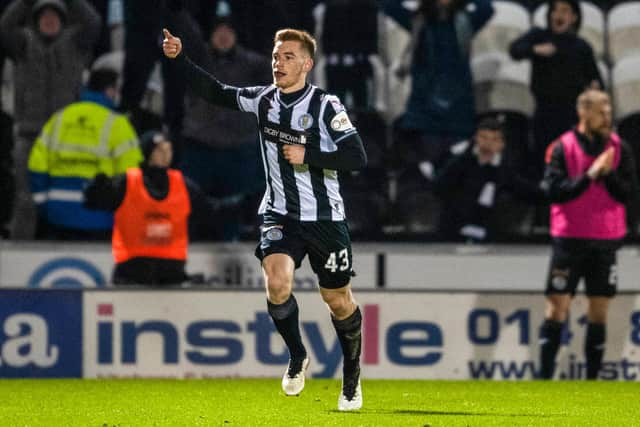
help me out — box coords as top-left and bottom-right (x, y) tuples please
(539, 89), (637, 380)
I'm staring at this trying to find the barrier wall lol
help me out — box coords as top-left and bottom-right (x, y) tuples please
(0, 242), (377, 289)
(2, 289), (640, 380)
(2, 242), (640, 291)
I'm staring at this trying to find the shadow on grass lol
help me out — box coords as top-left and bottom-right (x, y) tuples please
(328, 408), (565, 418)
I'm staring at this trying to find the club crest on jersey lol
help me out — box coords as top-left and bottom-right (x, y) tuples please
(298, 113), (314, 130)
(330, 111), (353, 132)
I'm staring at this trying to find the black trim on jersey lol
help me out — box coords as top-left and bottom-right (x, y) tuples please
(307, 90), (332, 219)
(277, 103), (301, 219)
(257, 88), (277, 210)
(276, 84), (313, 109)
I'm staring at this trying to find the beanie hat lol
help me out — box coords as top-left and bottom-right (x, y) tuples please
(140, 130), (169, 164)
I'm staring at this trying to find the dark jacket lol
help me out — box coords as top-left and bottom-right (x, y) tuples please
(509, 28), (602, 107)
(433, 140), (542, 241)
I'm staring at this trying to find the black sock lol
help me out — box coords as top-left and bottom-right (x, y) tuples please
(585, 323), (606, 380)
(539, 319), (563, 379)
(267, 294), (307, 359)
(332, 306), (362, 379)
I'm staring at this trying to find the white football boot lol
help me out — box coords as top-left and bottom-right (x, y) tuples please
(338, 376), (362, 411)
(282, 357), (310, 396)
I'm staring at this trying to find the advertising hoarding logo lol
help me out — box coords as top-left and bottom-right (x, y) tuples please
(28, 258), (106, 288)
(93, 302), (444, 378)
(0, 290), (82, 378)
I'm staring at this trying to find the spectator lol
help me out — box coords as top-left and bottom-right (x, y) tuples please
(538, 90), (637, 380)
(179, 15), (270, 240)
(381, 0), (494, 163)
(431, 116), (542, 242)
(84, 130), (215, 285)
(0, 111), (12, 239)
(28, 68), (143, 240)
(321, 0), (378, 111)
(0, 0), (11, 84)
(0, 0), (101, 239)
(184, 0), (237, 42)
(0, 0), (12, 238)
(509, 0), (603, 178)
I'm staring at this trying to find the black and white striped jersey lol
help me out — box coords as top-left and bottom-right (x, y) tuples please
(236, 84), (358, 221)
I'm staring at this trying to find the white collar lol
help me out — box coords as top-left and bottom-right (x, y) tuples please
(473, 145), (502, 166)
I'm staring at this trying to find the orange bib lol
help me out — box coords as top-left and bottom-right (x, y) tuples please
(113, 168), (191, 263)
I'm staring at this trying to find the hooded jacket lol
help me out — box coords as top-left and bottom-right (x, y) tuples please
(0, 0), (101, 134)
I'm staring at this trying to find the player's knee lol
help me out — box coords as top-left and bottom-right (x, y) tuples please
(545, 295), (571, 322)
(264, 271), (293, 304)
(322, 292), (355, 319)
(587, 307), (608, 323)
(547, 306), (569, 322)
(546, 300), (570, 322)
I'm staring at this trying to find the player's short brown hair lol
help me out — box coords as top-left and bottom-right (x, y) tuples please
(273, 28), (317, 59)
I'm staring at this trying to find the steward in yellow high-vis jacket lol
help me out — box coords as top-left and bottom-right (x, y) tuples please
(28, 68), (143, 239)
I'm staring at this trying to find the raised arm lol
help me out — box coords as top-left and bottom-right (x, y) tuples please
(0, 0), (30, 58)
(468, 0), (495, 33)
(162, 28), (240, 110)
(66, 0), (101, 51)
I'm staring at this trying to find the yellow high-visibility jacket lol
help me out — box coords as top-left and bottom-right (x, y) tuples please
(28, 100), (143, 230)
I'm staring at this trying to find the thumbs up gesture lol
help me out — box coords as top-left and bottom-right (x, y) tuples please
(162, 28), (182, 59)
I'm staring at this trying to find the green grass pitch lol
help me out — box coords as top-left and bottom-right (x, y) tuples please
(2, 379), (639, 426)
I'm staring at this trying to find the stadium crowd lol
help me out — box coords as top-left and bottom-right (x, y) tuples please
(0, 0), (638, 244)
